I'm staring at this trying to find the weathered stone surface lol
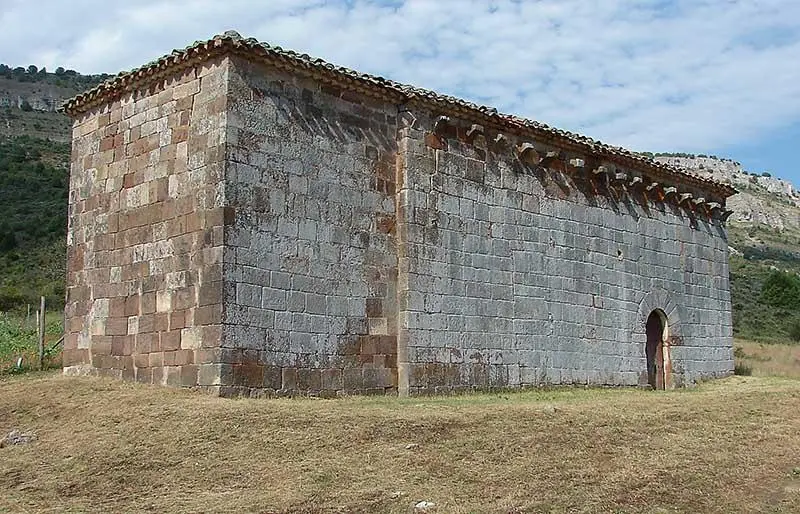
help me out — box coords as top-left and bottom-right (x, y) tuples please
(64, 41), (733, 397)
(63, 58), (227, 388)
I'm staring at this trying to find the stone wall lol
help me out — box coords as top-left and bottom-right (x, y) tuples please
(397, 111), (733, 394)
(64, 49), (733, 397)
(63, 57), (230, 389)
(218, 57), (399, 396)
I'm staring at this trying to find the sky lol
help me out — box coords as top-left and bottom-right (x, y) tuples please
(1, 0), (799, 186)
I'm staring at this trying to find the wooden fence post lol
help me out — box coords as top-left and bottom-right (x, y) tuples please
(37, 296), (45, 371)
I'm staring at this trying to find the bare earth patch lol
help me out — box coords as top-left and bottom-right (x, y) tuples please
(1, 373), (799, 513)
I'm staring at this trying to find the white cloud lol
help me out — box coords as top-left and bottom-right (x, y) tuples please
(1, 0), (799, 158)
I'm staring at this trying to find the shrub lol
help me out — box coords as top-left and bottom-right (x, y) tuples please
(760, 270), (800, 309)
(734, 363), (752, 376)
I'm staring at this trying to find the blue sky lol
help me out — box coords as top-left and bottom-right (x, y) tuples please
(1, 0), (798, 186)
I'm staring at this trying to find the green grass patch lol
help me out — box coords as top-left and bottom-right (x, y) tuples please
(0, 313), (63, 373)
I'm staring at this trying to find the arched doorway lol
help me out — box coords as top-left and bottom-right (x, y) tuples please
(645, 310), (667, 390)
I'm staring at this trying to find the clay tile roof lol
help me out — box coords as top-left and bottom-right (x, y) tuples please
(62, 30), (737, 198)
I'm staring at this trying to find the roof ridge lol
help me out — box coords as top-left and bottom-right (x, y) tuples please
(61, 31), (737, 197)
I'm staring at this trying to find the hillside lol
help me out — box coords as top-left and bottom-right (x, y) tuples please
(0, 136), (69, 310)
(0, 65), (106, 142)
(1, 373), (799, 512)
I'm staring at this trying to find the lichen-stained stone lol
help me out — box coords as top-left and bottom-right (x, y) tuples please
(62, 33), (734, 397)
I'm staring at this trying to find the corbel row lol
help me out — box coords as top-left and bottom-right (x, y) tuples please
(430, 116), (733, 224)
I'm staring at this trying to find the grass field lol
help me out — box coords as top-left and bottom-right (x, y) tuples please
(1, 373), (799, 513)
(734, 339), (800, 379)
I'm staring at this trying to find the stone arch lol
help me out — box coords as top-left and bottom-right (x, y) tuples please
(633, 289), (685, 389)
(634, 288), (683, 343)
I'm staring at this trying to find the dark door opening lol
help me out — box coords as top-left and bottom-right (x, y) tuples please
(645, 310), (666, 390)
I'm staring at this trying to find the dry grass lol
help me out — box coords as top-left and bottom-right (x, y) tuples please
(735, 339), (800, 379)
(1, 373), (800, 513)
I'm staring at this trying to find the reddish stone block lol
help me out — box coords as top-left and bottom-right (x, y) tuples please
(149, 352), (164, 368)
(62, 349), (90, 366)
(135, 367), (153, 384)
(298, 369), (322, 391)
(105, 317), (129, 336)
(135, 333), (156, 354)
(160, 330), (182, 352)
(172, 126), (188, 143)
(134, 353), (149, 368)
(124, 296), (139, 316)
(169, 310), (186, 330)
(198, 282), (221, 306)
(201, 325), (222, 347)
(321, 368), (343, 391)
(154, 313), (169, 332)
(196, 348), (221, 364)
(234, 361), (264, 388)
(425, 132), (445, 150)
(360, 336), (377, 356)
(93, 336), (113, 356)
(165, 366), (182, 387)
(281, 368), (297, 390)
(137, 314), (155, 334)
(111, 335), (133, 356)
(163, 351), (178, 367)
(377, 336), (397, 355)
(343, 368), (364, 390)
(141, 292), (156, 314)
(180, 365), (199, 386)
(263, 366), (282, 390)
(193, 305), (221, 325)
(366, 298), (382, 318)
(172, 287), (196, 310)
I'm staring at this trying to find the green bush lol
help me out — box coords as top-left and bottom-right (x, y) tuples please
(760, 271), (800, 309)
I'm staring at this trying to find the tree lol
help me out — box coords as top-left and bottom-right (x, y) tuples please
(760, 270), (800, 310)
(55, 66), (65, 75)
(27, 65), (38, 75)
(19, 100), (33, 112)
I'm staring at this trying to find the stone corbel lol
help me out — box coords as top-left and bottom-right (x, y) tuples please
(465, 124), (484, 143)
(433, 115), (450, 135)
(569, 158), (585, 169)
(705, 202), (722, 222)
(592, 165), (609, 176)
(678, 192), (694, 208)
(517, 142), (541, 165)
(540, 150), (564, 167)
(628, 176), (643, 189)
(664, 187), (678, 202)
(493, 133), (509, 149)
(645, 182), (664, 201)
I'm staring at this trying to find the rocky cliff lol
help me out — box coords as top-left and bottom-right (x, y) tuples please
(654, 155), (800, 231)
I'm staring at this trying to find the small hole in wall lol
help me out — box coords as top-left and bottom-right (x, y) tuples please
(617, 249), (624, 260)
